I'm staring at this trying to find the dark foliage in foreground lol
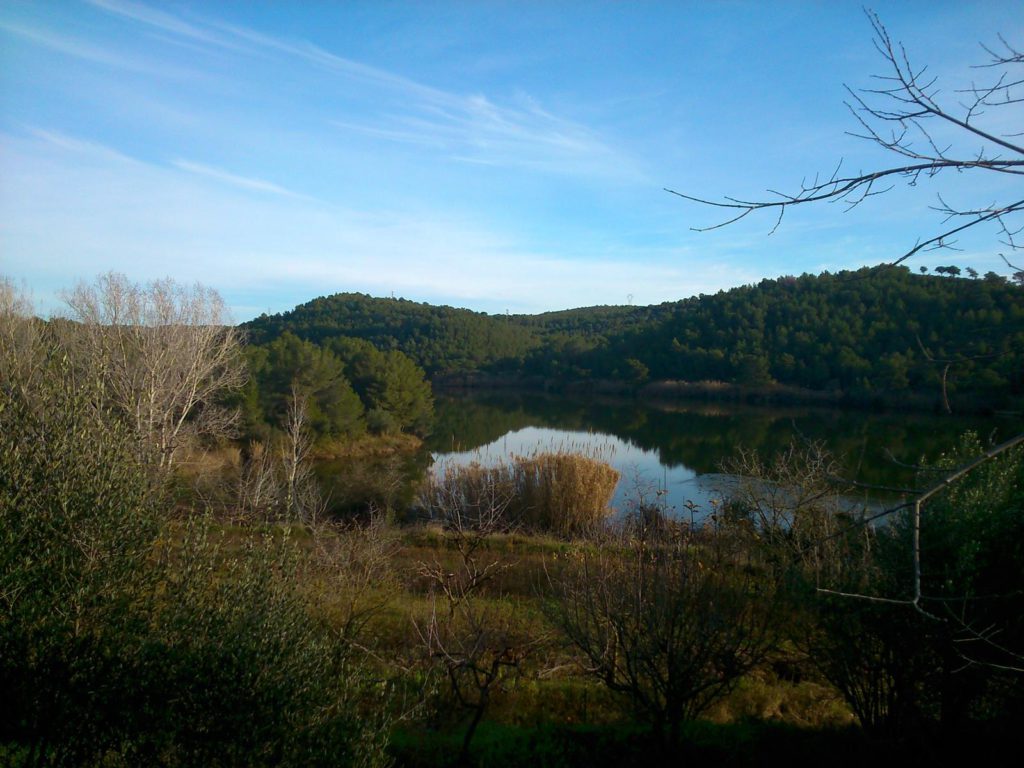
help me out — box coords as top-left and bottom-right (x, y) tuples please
(0, 358), (388, 768)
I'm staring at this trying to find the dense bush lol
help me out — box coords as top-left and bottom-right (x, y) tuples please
(721, 437), (1024, 739)
(0, 359), (390, 767)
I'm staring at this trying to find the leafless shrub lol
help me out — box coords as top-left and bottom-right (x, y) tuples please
(238, 441), (283, 520)
(415, 468), (538, 762)
(720, 441), (859, 579)
(547, 524), (778, 746)
(0, 277), (47, 402)
(307, 512), (401, 649)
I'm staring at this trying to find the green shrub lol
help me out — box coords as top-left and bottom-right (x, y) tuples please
(0, 359), (390, 767)
(0, 363), (160, 766)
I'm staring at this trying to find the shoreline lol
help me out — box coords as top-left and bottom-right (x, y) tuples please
(431, 373), (1014, 416)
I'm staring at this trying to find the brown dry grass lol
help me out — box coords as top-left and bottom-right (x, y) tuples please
(422, 451), (620, 537)
(511, 452), (620, 536)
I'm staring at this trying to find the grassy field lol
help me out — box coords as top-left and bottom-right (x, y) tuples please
(278, 522), (861, 766)
(11, 419), (1021, 766)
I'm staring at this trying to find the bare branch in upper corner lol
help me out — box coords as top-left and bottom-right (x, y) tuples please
(670, 10), (1024, 266)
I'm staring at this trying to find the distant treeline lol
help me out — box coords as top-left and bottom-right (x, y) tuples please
(241, 266), (1024, 410)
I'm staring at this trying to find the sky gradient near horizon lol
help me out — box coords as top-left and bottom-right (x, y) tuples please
(2, 0), (1022, 321)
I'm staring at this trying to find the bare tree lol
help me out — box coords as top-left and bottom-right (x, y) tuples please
(0, 277), (47, 402)
(280, 384), (330, 525)
(193, 386), (330, 525)
(670, 11), (1024, 266)
(415, 470), (536, 764)
(547, 524), (778, 747)
(60, 272), (246, 474)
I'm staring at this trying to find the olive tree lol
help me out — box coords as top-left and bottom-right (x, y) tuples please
(0, 341), (391, 768)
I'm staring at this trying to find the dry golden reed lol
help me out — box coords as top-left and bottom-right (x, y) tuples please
(423, 450), (620, 537)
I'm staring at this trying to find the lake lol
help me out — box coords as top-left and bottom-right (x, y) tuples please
(423, 391), (1022, 520)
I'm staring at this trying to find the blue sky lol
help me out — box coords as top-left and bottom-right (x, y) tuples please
(1, 1), (1022, 321)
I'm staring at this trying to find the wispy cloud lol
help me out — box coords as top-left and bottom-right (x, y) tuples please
(27, 128), (142, 164)
(84, 0), (639, 179)
(1, 130), (708, 319)
(171, 160), (307, 199)
(211, 16), (630, 177)
(0, 18), (178, 77)
(211, 19), (446, 103)
(359, 92), (634, 176)
(85, 0), (251, 53)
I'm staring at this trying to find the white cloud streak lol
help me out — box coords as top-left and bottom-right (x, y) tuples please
(171, 160), (307, 199)
(86, 0), (252, 53)
(0, 131), (732, 319)
(83, 0), (638, 179)
(1, 19), (143, 70)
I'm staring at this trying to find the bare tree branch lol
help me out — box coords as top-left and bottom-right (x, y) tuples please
(58, 273), (246, 477)
(671, 11), (1024, 267)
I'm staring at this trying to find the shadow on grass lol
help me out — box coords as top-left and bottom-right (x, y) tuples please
(390, 718), (1022, 768)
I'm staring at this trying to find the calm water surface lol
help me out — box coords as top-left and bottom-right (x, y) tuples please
(425, 391), (1021, 519)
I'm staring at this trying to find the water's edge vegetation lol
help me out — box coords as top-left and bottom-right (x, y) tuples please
(3, 272), (1023, 767)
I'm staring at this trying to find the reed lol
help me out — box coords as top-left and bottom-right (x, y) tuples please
(423, 450), (620, 537)
(511, 452), (619, 536)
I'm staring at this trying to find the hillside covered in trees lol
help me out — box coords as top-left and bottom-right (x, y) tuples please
(243, 267), (1024, 410)
(243, 293), (541, 375)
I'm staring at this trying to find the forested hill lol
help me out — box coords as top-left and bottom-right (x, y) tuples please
(242, 293), (542, 375)
(241, 293), (677, 374)
(521, 267), (1024, 406)
(241, 267), (1024, 405)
